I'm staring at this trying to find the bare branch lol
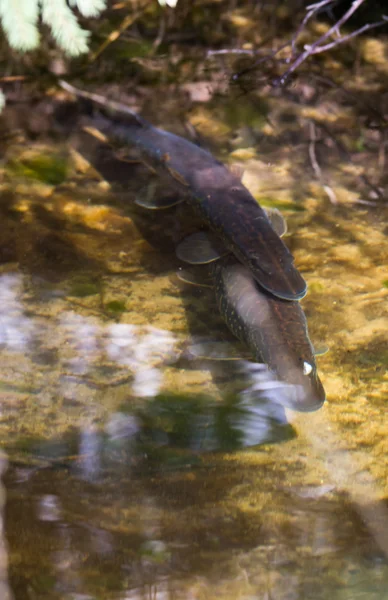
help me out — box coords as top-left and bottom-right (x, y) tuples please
(305, 17), (388, 54)
(275, 0), (369, 84)
(291, 0), (338, 53)
(228, 0), (387, 87)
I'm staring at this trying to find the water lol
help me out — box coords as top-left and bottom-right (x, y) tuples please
(0, 91), (387, 599)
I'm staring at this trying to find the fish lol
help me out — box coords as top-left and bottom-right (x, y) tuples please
(212, 255), (325, 412)
(59, 80), (307, 302)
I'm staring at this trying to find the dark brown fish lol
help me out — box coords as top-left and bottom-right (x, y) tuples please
(59, 80), (307, 301)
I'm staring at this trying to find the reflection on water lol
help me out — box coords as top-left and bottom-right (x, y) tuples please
(3, 449), (388, 600)
(106, 324), (177, 397)
(0, 274), (34, 351)
(0, 269), (295, 456)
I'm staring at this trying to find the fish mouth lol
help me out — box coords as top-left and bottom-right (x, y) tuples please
(273, 367), (326, 413)
(279, 381), (326, 413)
(285, 393), (326, 413)
(240, 362), (326, 413)
(245, 377), (326, 413)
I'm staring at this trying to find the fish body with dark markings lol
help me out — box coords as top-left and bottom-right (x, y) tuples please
(59, 80), (307, 302)
(212, 256), (325, 412)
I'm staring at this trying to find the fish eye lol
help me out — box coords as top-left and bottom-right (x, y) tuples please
(303, 361), (313, 376)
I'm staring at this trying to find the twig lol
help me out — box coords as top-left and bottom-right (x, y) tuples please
(152, 13), (166, 52)
(378, 130), (386, 172)
(308, 120), (338, 204)
(89, 1), (151, 62)
(304, 17), (388, 54)
(207, 49), (257, 57)
(308, 121), (322, 179)
(0, 75), (27, 82)
(291, 0), (337, 54)
(352, 198), (379, 206)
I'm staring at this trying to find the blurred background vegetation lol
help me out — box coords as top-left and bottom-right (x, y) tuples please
(0, 1), (386, 82)
(1, 0), (388, 205)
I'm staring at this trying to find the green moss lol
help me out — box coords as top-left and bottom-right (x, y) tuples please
(220, 97), (269, 129)
(69, 282), (100, 297)
(8, 154), (68, 185)
(309, 281), (325, 293)
(256, 196), (306, 211)
(354, 136), (365, 152)
(114, 39), (154, 60)
(382, 280), (388, 289)
(105, 300), (127, 313)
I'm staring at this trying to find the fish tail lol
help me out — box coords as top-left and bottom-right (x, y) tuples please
(58, 80), (146, 129)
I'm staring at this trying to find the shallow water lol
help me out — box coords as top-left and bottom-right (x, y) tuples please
(0, 90), (387, 600)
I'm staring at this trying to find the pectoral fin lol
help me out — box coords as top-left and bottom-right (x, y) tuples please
(313, 345), (329, 356)
(265, 208), (287, 237)
(176, 231), (228, 264)
(176, 268), (213, 288)
(135, 181), (184, 209)
(136, 194), (184, 210)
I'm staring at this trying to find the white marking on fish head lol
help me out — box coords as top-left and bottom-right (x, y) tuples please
(303, 361), (313, 376)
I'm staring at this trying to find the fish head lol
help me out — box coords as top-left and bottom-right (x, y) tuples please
(270, 346), (326, 412)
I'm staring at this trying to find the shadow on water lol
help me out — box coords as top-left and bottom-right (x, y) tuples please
(0, 189), (104, 280)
